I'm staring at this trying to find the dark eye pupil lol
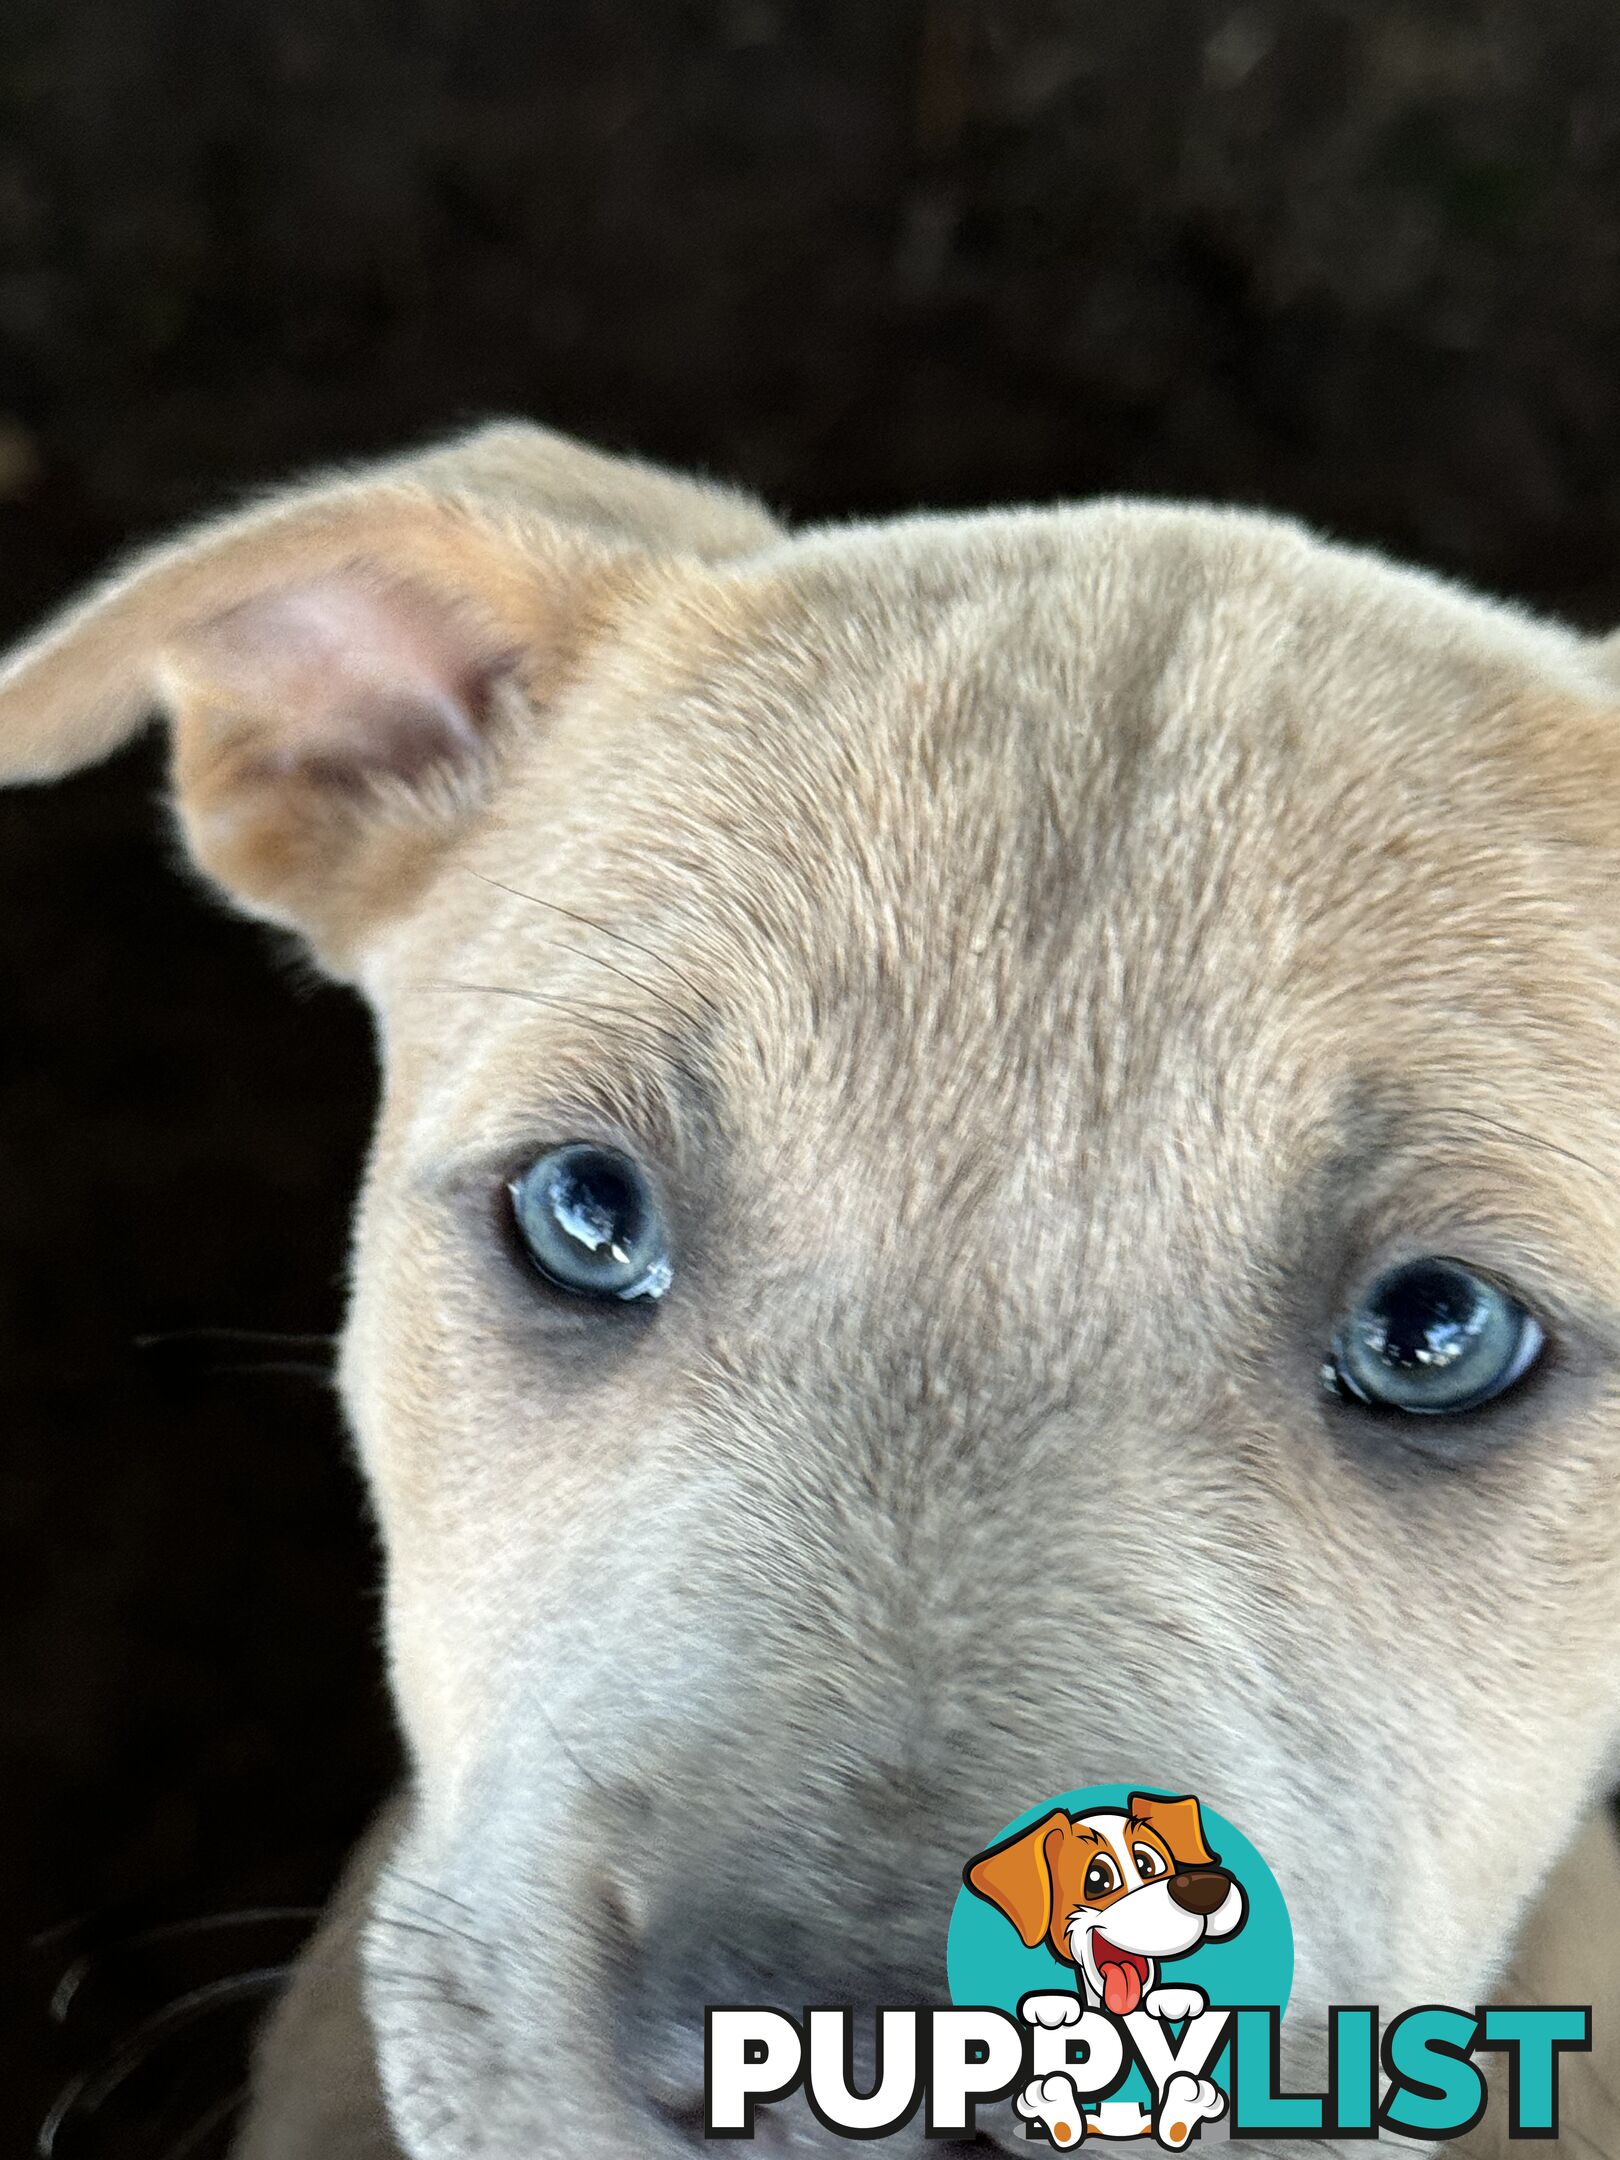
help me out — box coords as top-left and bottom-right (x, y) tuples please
(1363, 1261), (1487, 1374)
(510, 1143), (671, 1302)
(551, 1155), (642, 1260)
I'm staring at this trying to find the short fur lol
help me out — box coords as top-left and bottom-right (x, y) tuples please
(3, 421), (1618, 2156)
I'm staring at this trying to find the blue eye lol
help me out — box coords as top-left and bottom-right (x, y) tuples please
(1329, 1258), (1544, 1415)
(508, 1144), (671, 1303)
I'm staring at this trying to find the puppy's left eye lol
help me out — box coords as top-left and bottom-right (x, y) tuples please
(508, 1143), (672, 1303)
(1328, 1257), (1544, 1416)
(1132, 1845), (1164, 1879)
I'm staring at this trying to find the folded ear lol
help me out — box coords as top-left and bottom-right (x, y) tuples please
(0, 422), (778, 972)
(1127, 1792), (1216, 1871)
(964, 1810), (1071, 1949)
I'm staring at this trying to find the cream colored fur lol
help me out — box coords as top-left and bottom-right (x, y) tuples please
(2, 422), (1617, 2156)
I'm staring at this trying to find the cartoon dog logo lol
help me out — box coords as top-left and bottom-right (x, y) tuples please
(964, 1791), (1247, 2147)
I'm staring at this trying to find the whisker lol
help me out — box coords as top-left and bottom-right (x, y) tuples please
(1451, 1109), (1605, 1184)
(363, 1940), (494, 2019)
(466, 868), (717, 1016)
(39, 1967), (291, 2157)
(362, 1958), (475, 1988)
(538, 1701), (610, 1794)
(368, 1907), (490, 1959)
(405, 980), (671, 1060)
(414, 979), (561, 1011)
(365, 1980), (492, 2020)
(49, 1906), (319, 2024)
(29, 1912), (97, 1956)
(196, 1360), (336, 1383)
(548, 936), (692, 1025)
(163, 2084), (251, 2160)
(133, 1330), (337, 1351)
(133, 1328), (338, 1386)
(378, 1870), (482, 1922)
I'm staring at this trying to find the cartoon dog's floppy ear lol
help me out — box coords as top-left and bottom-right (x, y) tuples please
(964, 1811), (1072, 1949)
(0, 421), (778, 974)
(1127, 1792), (1217, 1870)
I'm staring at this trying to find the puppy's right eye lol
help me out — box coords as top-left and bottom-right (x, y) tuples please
(1083, 1858), (1118, 1899)
(508, 1143), (672, 1303)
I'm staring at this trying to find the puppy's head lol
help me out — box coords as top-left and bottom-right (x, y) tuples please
(967, 1794), (1242, 2010)
(7, 425), (1620, 2157)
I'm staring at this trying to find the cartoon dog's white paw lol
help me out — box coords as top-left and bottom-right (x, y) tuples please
(1153, 2073), (1226, 2149)
(1017, 2071), (1087, 2146)
(1144, 1984), (1207, 2023)
(1021, 1991), (1087, 2029)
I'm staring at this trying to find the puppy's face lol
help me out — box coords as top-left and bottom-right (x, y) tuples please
(967, 1794), (1243, 2012)
(7, 428), (1620, 2158)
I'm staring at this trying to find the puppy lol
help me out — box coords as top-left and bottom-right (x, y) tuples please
(4, 421), (1620, 2160)
(967, 1791), (1246, 2018)
(970, 1794), (1240, 2148)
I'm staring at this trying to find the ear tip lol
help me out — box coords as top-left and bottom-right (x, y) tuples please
(0, 666), (155, 785)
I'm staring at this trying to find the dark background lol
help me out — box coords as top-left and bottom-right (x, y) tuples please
(4, 2), (1620, 2151)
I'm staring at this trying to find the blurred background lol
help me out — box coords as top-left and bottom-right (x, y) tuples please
(4, 1), (1620, 2150)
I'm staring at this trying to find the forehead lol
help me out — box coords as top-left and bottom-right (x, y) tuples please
(390, 503), (1620, 1264)
(1058, 1814), (1164, 1880)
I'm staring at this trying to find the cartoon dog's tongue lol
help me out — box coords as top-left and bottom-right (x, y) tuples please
(1094, 1938), (1146, 2015)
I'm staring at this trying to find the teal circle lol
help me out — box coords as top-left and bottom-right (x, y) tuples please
(946, 1786), (1292, 2108)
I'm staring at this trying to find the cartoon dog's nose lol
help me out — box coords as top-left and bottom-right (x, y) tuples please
(1166, 1867), (1231, 1916)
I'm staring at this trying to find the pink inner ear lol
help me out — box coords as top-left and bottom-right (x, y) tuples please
(179, 570), (501, 786)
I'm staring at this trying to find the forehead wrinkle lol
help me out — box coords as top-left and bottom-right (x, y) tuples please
(538, 565), (1281, 1125)
(636, 607), (1353, 1156)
